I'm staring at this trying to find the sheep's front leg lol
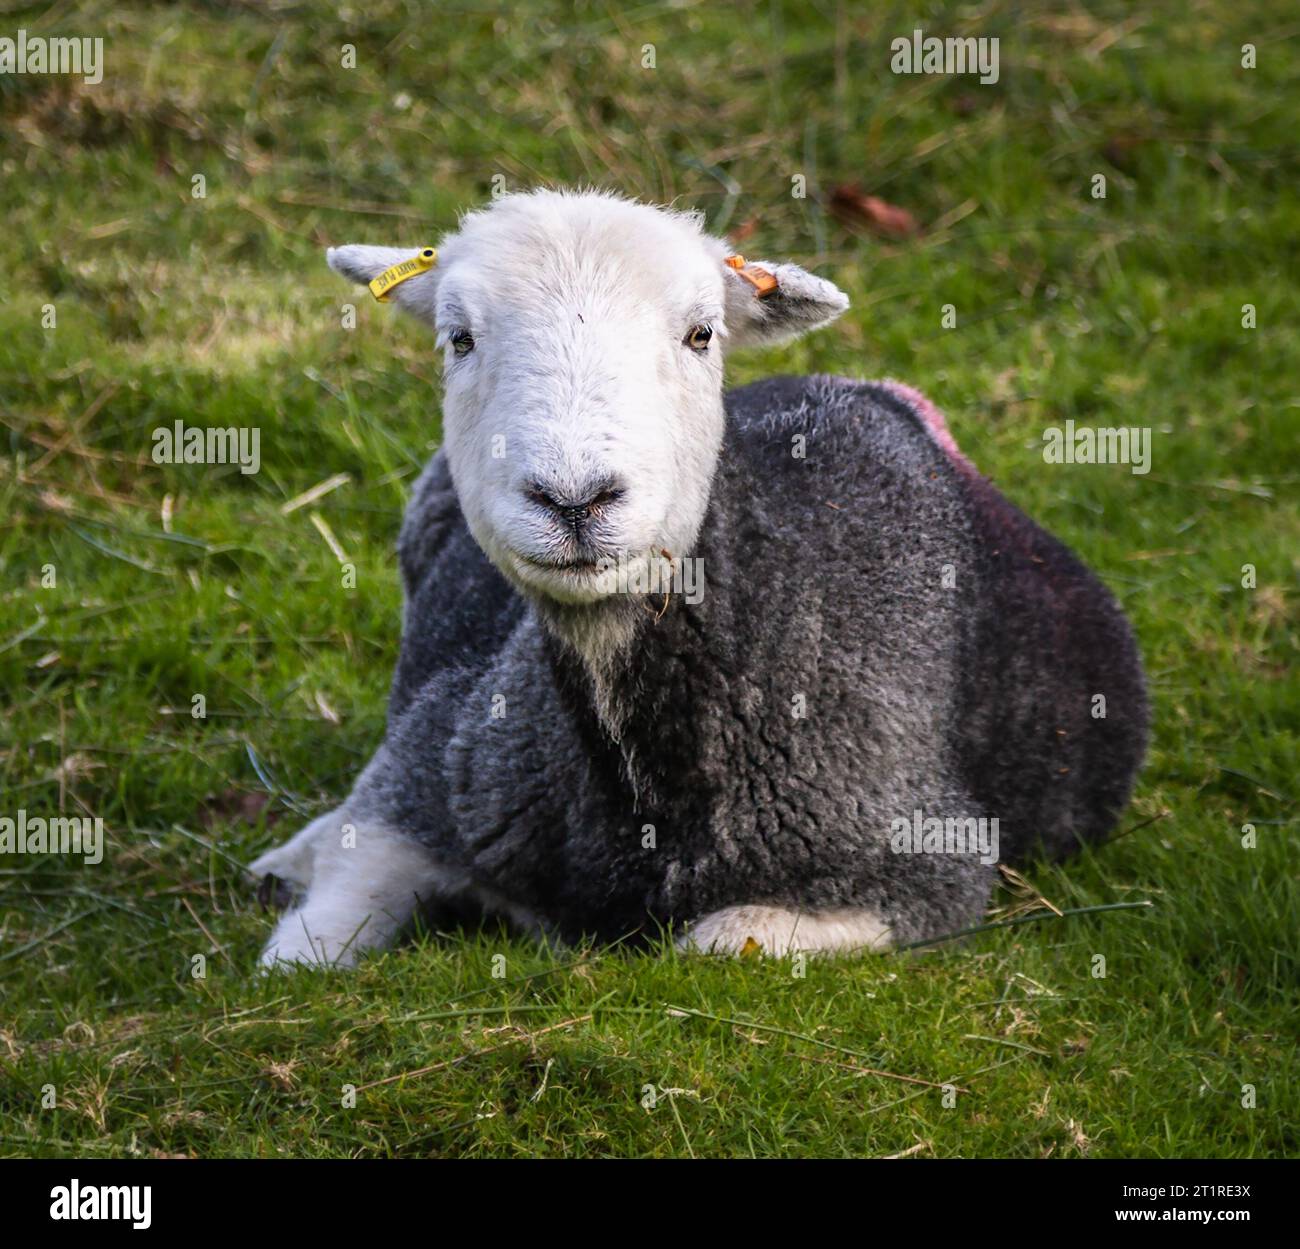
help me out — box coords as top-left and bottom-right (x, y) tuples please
(250, 812), (452, 968)
(678, 905), (896, 956)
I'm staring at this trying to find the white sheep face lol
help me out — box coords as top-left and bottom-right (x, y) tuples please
(328, 190), (849, 606)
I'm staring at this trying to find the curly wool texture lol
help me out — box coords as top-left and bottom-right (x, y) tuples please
(346, 374), (1148, 947)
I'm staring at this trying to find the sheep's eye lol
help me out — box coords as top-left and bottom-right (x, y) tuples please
(450, 330), (475, 356)
(684, 324), (713, 351)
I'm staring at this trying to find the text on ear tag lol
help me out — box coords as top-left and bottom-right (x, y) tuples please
(369, 247), (438, 303)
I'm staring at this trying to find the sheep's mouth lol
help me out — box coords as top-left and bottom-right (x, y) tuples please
(508, 550), (619, 603)
(516, 553), (603, 574)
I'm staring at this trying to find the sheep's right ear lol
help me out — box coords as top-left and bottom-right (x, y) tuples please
(326, 244), (439, 324)
(722, 257), (849, 350)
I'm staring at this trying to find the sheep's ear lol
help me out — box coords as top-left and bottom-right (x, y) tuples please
(722, 258), (849, 350)
(326, 244), (439, 323)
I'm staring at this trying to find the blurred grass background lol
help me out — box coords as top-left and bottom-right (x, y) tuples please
(0, 0), (1296, 1157)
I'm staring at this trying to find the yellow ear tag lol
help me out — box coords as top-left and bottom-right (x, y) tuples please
(368, 247), (437, 303)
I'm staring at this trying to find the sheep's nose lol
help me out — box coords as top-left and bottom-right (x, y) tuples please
(526, 478), (625, 530)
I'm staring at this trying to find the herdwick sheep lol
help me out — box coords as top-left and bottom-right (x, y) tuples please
(249, 188), (1148, 967)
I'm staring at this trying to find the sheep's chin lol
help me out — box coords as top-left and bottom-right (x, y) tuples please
(502, 549), (674, 607)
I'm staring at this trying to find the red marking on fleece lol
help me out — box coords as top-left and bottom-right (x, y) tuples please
(880, 381), (1076, 600)
(879, 379), (973, 470)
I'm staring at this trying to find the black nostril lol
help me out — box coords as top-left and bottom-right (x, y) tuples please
(526, 487), (559, 511)
(526, 482), (624, 529)
(526, 487), (585, 525)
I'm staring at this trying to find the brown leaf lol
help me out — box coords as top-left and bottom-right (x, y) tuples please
(829, 184), (920, 239)
(197, 788), (276, 830)
(727, 217), (759, 244)
(1102, 134), (1145, 171)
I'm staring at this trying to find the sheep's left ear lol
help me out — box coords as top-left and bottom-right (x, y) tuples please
(722, 257), (849, 350)
(326, 244), (440, 324)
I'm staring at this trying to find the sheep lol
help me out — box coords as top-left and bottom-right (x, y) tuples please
(249, 188), (1148, 967)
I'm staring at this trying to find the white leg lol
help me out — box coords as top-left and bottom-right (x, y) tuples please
(679, 904), (895, 956)
(256, 818), (455, 968)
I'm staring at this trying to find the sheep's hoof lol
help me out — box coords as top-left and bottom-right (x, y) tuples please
(256, 872), (297, 912)
(679, 904), (895, 956)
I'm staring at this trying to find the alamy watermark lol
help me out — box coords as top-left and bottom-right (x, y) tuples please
(0, 30), (103, 84)
(890, 29), (1000, 85)
(1042, 421), (1152, 475)
(0, 810), (103, 864)
(592, 552), (706, 604)
(50, 1181), (150, 1230)
(152, 421), (261, 474)
(890, 808), (1000, 865)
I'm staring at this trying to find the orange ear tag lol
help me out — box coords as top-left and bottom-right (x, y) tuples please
(724, 253), (779, 298)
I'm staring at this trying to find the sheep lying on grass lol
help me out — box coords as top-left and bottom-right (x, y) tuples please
(250, 189), (1147, 967)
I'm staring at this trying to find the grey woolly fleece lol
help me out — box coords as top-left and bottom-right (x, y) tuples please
(346, 374), (1148, 948)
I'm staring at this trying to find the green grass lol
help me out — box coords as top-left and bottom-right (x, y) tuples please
(0, 0), (1296, 1158)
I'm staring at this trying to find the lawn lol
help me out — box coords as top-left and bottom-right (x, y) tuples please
(0, 0), (1296, 1158)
